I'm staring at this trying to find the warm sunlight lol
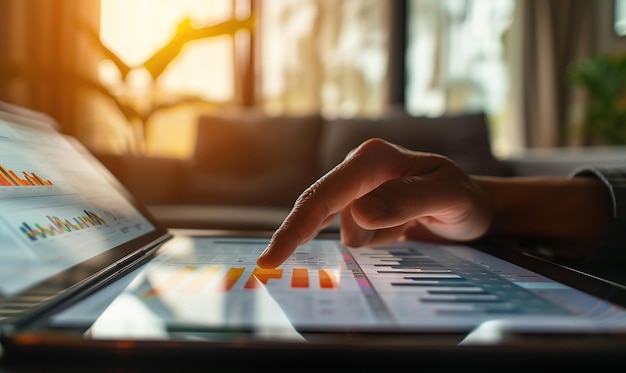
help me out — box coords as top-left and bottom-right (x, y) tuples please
(98, 0), (236, 158)
(100, 0), (234, 100)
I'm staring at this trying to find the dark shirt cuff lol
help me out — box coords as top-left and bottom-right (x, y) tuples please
(570, 166), (626, 265)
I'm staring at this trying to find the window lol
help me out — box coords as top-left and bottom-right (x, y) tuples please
(616, 0), (626, 36)
(406, 0), (516, 155)
(97, 0), (247, 158)
(100, 0), (235, 102)
(258, 0), (391, 118)
(95, 0), (516, 157)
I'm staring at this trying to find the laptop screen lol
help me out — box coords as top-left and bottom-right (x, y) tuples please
(0, 108), (167, 301)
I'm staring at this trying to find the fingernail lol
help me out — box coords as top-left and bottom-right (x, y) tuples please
(258, 245), (270, 258)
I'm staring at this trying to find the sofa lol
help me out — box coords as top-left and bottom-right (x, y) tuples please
(89, 107), (626, 229)
(176, 109), (507, 206)
(99, 109), (506, 215)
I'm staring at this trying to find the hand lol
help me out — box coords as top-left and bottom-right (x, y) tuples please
(256, 138), (494, 268)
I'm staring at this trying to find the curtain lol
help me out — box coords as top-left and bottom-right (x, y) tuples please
(514, 0), (594, 147)
(406, 0), (515, 115)
(405, 0), (516, 155)
(0, 0), (600, 154)
(404, 0), (597, 153)
(0, 0), (101, 139)
(259, 0), (392, 118)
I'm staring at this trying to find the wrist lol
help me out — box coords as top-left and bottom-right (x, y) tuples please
(473, 175), (611, 260)
(571, 166), (626, 264)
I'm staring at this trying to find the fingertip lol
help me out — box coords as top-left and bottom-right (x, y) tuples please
(256, 239), (295, 269)
(255, 256), (275, 269)
(256, 244), (276, 268)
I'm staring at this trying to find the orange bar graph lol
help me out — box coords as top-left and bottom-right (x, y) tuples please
(244, 268), (283, 289)
(32, 173), (48, 185)
(8, 170), (25, 186)
(221, 267), (246, 291)
(139, 266), (342, 298)
(24, 173), (38, 186)
(143, 265), (198, 299)
(181, 265), (223, 293)
(319, 269), (339, 289)
(291, 268), (309, 288)
(0, 168), (13, 185)
(0, 173), (11, 186)
(0, 165), (17, 186)
(0, 164), (52, 187)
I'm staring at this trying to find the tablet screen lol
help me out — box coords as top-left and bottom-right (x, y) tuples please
(81, 235), (626, 341)
(0, 105), (169, 324)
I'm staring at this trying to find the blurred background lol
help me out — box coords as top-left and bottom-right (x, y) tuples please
(1, 0), (625, 212)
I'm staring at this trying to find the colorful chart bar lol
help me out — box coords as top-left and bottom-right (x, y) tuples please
(0, 164), (52, 187)
(19, 210), (108, 241)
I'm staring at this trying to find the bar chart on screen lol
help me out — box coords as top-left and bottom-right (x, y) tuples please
(141, 265), (343, 300)
(101, 237), (387, 329)
(0, 163), (53, 187)
(138, 237), (354, 295)
(19, 209), (108, 241)
(0, 144), (73, 199)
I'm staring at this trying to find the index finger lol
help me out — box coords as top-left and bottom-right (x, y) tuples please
(256, 138), (417, 268)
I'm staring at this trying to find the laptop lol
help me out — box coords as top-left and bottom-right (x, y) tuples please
(1, 102), (626, 370)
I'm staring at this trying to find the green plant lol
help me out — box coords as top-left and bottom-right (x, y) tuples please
(568, 52), (626, 145)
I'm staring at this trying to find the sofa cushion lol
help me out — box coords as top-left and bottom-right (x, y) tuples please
(319, 111), (506, 176)
(192, 111), (324, 175)
(187, 111), (325, 206)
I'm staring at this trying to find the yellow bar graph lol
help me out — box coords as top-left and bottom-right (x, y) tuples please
(244, 268), (283, 289)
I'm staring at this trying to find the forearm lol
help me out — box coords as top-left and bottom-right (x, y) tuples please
(474, 175), (612, 260)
